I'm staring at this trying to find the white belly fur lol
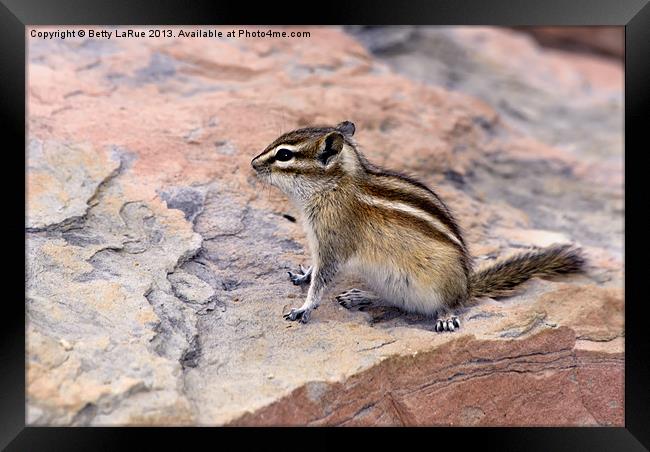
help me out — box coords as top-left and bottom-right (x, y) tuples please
(343, 258), (445, 316)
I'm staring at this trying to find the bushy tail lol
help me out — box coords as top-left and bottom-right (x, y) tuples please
(469, 243), (585, 299)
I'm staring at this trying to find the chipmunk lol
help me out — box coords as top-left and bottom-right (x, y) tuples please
(251, 121), (585, 331)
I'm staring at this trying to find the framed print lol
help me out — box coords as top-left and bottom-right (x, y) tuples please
(3, 0), (648, 449)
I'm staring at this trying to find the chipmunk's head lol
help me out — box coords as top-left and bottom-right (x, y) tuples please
(251, 121), (362, 201)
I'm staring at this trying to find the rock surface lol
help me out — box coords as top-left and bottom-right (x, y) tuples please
(516, 26), (624, 59)
(26, 26), (623, 426)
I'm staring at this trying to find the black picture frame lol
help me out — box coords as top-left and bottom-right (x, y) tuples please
(4, 0), (648, 450)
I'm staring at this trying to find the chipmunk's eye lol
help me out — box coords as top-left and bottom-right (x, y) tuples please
(275, 148), (294, 162)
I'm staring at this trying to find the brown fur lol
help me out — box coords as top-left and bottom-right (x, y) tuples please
(470, 244), (585, 299)
(252, 121), (586, 321)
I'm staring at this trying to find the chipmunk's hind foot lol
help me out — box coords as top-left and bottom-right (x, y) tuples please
(288, 265), (312, 285)
(336, 288), (377, 310)
(435, 316), (460, 333)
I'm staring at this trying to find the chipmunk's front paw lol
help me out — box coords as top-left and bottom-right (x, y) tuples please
(435, 316), (460, 333)
(287, 265), (312, 286)
(283, 307), (311, 323)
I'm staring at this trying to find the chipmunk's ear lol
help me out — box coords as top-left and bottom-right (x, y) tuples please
(318, 131), (344, 165)
(336, 121), (355, 137)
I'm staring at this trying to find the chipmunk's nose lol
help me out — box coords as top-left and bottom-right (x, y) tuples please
(251, 156), (261, 171)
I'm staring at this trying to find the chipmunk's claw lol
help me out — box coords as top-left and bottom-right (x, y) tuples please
(288, 265), (312, 285)
(435, 316), (460, 333)
(336, 289), (374, 309)
(283, 307), (311, 323)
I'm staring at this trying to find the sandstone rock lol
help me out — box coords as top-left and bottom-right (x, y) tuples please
(26, 140), (121, 230)
(516, 26), (624, 59)
(348, 26), (623, 167)
(26, 26), (623, 426)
